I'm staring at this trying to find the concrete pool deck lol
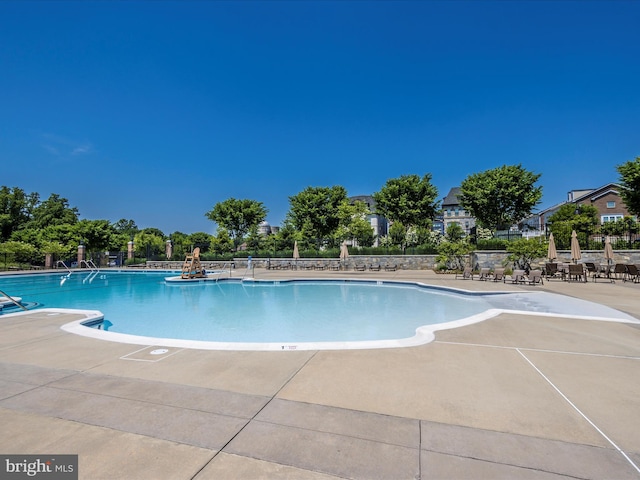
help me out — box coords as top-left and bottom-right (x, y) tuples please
(0, 268), (639, 479)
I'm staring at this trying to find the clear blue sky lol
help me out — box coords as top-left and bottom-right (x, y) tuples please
(1, 1), (639, 235)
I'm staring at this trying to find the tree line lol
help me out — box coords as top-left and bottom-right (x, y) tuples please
(2, 157), (639, 267)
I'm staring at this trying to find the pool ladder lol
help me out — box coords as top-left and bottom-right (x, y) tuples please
(0, 289), (28, 312)
(213, 262), (233, 282)
(56, 260), (72, 285)
(81, 260), (100, 284)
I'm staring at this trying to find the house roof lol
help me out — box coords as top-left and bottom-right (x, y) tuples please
(571, 183), (620, 203)
(442, 187), (461, 207)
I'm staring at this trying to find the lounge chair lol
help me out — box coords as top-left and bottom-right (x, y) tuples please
(455, 267), (473, 280)
(354, 264), (366, 271)
(544, 262), (562, 280)
(505, 269), (526, 284)
(584, 262), (599, 281)
(527, 270), (544, 285)
(567, 263), (586, 282)
(384, 263), (397, 272)
(492, 268), (505, 282)
(369, 264), (381, 272)
(625, 264), (640, 283)
(612, 263), (627, 280)
(478, 267), (491, 281)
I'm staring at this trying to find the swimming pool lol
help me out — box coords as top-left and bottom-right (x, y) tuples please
(1, 271), (637, 350)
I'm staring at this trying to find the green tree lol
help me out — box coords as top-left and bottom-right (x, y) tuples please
(372, 174), (439, 229)
(189, 232), (213, 253)
(211, 228), (234, 255)
(459, 164), (542, 230)
(286, 186), (348, 248)
(28, 193), (79, 229)
(140, 227), (165, 238)
(388, 222), (408, 250)
(74, 219), (118, 252)
(616, 156), (640, 216)
(40, 240), (71, 262)
(547, 204), (598, 249)
(205, 198), (267, 250)
(272, 221), (303, 253)
(134, 231), (165, 259)
(169, 231), (190, 259)
(245, 225), (264, 253)
(506, 237), (548, 272)
(333, 200), (375, 247)
(436, 239), (473, 271)
(0, 186), (38, 241)
(0, 240), (36, 269)
(113, 219), (139, 238)
(445, 223), (465, 242)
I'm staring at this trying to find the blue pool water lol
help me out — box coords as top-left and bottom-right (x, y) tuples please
(2, 271), (636, 347)
(0, 271), (495, 343)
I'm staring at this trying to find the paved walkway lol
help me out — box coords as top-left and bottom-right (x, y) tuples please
(0, 269), (639, 479)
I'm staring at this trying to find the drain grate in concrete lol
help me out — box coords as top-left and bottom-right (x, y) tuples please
(120, 345), (182, 362)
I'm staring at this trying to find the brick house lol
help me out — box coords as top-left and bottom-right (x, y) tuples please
(529, 182), (633, 233)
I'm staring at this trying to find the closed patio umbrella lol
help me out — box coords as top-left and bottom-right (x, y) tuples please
(292, 240), (300, 268)
(604, 236), (614, 265)
(570, 230), (581, 263)
(339, 241), (349, 271)
(340, 241), (349, 261)
(547, 232), (557, 261)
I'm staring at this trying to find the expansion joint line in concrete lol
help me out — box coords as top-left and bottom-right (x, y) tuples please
(516, 348), (640, 475)
(189, 351), (320, 480)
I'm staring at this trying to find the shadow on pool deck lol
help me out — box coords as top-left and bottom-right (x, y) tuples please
(0, 268), (639, 479)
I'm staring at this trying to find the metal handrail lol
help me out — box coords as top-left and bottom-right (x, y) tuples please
(80, 259), (99, 272)
(0, 289), (28, 311)
(56, 260), (72, 274)
(214, 262), (233, 282)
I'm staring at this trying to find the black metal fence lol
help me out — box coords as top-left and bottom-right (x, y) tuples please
(549, 224), (640, 250)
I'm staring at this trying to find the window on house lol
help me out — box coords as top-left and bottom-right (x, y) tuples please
(607, 201), (615, 208)
(601, 215), (623, 223)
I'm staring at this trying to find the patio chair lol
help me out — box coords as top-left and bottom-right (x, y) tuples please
(384, 263), (397, 272)
(478, 267), (491, 281)
(625, 264), (640, 283)
(584, 262), (598, 279)
(527, 270), (544, 285)
(354, 264), (366, 271)
(567, 263), (586, 282)
(455, 266), (473, 280)
(369, 264), (381, 272)
(612, 263), (627, 280)
(492, 268), (505, 282)
(544, 262), (562, 280)
(505, 269), (526, 284)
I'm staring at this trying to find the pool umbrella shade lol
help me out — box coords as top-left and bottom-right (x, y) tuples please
(604, 236), (614, 264)
(571, 230), (581, 263)
(547, 232), (557, 261)
(293, 241), (300, 260)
